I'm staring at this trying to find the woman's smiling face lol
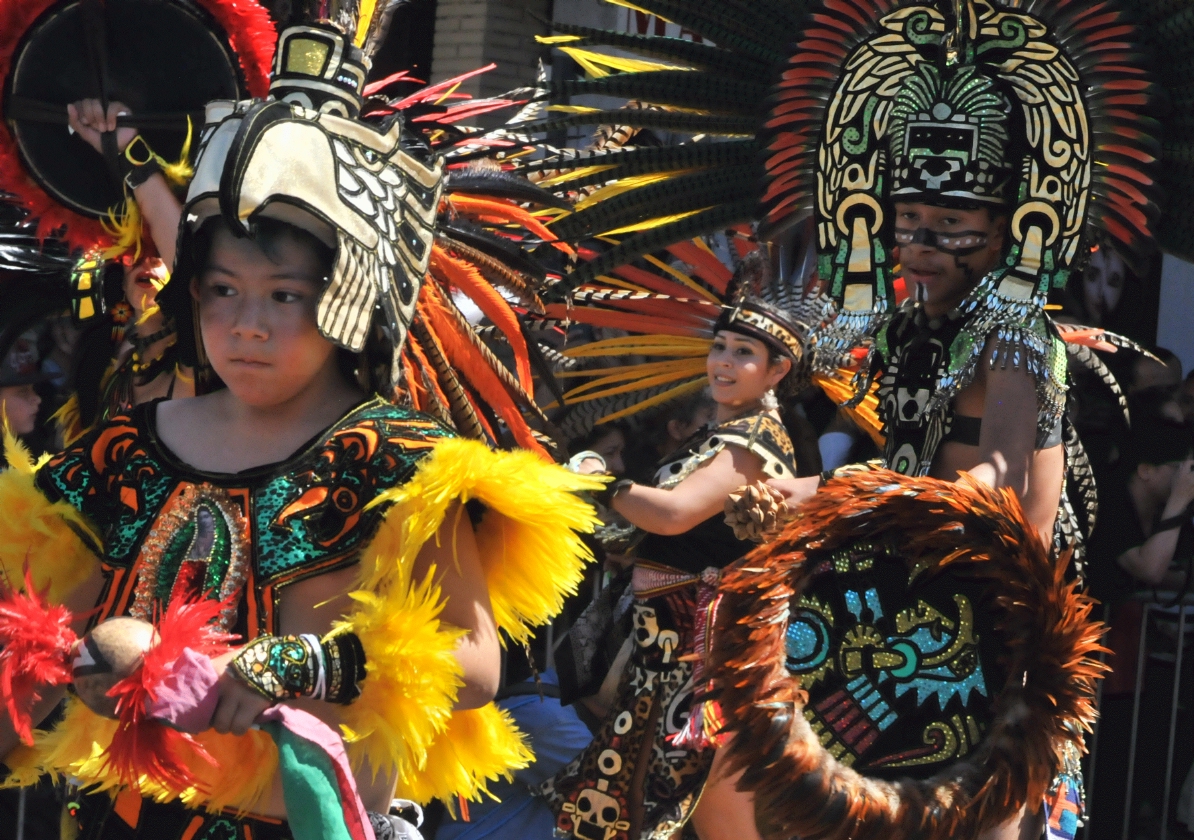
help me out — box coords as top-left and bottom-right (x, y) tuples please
(706, 330), (790, 407)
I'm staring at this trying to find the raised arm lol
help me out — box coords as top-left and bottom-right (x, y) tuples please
(612, 445), (768, 536)
(66, 99), (182, 268)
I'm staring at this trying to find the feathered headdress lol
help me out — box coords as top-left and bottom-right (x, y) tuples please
(519, 0), (1190, 366)
(158, 0), (569, 456)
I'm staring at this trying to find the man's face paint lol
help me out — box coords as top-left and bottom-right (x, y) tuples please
(893, 202), (1007, 316)
(893, 226), (990, 258)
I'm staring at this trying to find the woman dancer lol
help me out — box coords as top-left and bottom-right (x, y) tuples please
(543, 291), (805, 840)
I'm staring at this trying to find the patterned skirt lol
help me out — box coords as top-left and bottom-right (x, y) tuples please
(541, 562), (720, 840)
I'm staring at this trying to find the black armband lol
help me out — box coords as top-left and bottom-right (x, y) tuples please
(323, 629), (367, 704)
(117, 136), (164, 190)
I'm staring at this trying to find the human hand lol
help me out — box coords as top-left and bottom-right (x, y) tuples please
(208, 649), (273, 736)
(567, 450), (608, 476)
(1169, 457), (1194, 509)
(67, 99), (138, 156)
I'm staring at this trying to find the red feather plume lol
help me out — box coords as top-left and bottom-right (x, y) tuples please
(103, 597), (238, 793)
(0, 568), (78, 745)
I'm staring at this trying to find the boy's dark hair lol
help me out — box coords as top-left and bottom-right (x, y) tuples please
(190, 216), (335, 281)
(163, 215), (367, 393)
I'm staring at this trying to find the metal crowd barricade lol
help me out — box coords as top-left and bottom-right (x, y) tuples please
(1117, 591), (1194, 840)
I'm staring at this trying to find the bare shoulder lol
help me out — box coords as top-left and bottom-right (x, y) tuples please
(955, 332), (1037, 417)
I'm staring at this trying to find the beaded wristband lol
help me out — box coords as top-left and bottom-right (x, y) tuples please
(231, 631), (367, 704)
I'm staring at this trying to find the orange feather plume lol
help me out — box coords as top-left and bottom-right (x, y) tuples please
(448, 195), (575, 256)
(419, 285), (548, 458)
(430, 242), (534, 393)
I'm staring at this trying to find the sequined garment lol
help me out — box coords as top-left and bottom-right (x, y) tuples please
(782, 539), (1005, 775)
(873, 273), (1067, 479)
(36, 396), (454, 636)
(542, 411), (796, 840)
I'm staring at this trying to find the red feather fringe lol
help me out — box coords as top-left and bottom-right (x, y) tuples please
(191, 0), (276, 99)
(103, 598), (238, 793)
(0, 569), (77, 745)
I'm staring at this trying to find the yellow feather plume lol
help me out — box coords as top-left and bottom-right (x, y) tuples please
(100, 196), (144, 263)
(563, 334), (711, 358)
(557, 46), (689, 78)
(597, 377), (709, 424)
(4, 699), (279, 814)
(602, 0), (673, 25)
(572, 170), (693, 212)
(535, 164), (615, 188)
(347, 438), (601, 802)
(337, 569), (465, 789)
(0, 431), (99, 602)
(361, 438), (603, 639)
(395, 704), (533, 805)
(601, 208), (709, 236)
(355, 0), (378, 45)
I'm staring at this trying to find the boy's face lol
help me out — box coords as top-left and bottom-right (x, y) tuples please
(193, 226), (339, 409)
(0, 384), (41, 436)
(894, 202), (1007, 316)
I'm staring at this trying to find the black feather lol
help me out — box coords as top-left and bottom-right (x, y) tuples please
(550, 164), (756, 240)
(447, 168), (572, 210)
(511, 109), (758, 138)
(548, 22), (770, 77)
(439, 219), (549, 283)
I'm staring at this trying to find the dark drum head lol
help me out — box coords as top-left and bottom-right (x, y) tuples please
(5, 0), (244, 218)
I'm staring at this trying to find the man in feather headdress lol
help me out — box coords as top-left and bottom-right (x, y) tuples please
(713, 1), (1170, 836)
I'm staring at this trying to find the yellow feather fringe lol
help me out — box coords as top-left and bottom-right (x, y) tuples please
(3, 698), (278, 813)
(358, 438), (602, 641)
(3, 437), (600, 810)
(602, 208), (709, 236)
(347, 437), (601, 803)
(395, 704), (533, 805)
(0, 430), (99, 602)
(50, 394), (86, 449)
(556, 46), (688, 78)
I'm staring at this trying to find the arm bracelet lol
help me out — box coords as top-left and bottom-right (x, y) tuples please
(231, 630), (367, 705)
